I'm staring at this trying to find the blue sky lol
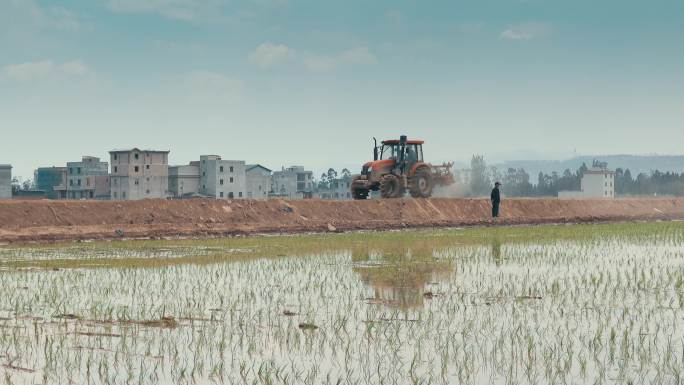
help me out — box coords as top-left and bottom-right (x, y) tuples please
(1, 0), (683, 179)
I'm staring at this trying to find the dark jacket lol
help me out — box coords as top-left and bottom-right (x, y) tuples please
(490, 187), (500, 204)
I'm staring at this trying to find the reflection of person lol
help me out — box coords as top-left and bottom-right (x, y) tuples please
(490, 182), (501, 218)
(491, 238), (502, 266)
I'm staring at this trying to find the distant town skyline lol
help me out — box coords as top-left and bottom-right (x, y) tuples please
(2, 0), (683, 179)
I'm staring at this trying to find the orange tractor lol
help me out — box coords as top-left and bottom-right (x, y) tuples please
(351, 136), (454, 199)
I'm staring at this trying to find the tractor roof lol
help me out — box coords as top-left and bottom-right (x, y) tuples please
(382, 139), (424, 145)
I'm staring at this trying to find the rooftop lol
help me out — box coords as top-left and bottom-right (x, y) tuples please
(109, 148), (170, 154)
(246, 164), (272, 172)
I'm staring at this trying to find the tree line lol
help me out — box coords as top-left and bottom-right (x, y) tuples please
(461, 155), (684, 197)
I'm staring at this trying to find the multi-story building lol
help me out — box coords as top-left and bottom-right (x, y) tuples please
(581, 167), (615, 198)
(34, 167), (67, 199)
(63, 157), (110, 200)
(110, 148), (169, 200)
(0, 164), (11, 199)
(558, 165), (615, 199)
(245, 164), (272, 199)
(169, 162), (200, 198)
(199, 155), (246, 199)
(271, 166), (314, 199)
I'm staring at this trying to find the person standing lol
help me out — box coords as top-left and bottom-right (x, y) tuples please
(490, 182), (501, 218)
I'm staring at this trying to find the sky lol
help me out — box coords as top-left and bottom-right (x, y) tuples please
(1, 0), (683, 180)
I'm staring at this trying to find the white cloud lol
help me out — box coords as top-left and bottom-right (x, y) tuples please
(302, 46), (377, 72)
(105, 0), (224, 21)
(2, 60), (92, 82)
(1, 0), (83, 32)
(248, 43), (293, 68)
(184, 71), (242, 102)
(339, 46), (377, 65)
(249, 43), (378, 72)
(500, 22), (551, 41)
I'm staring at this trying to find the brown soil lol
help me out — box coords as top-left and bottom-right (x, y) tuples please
(0, 197), (683, 244)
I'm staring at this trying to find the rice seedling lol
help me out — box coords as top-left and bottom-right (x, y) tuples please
(0, 221), (682, 384)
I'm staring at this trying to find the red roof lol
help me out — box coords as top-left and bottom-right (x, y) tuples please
(381, 139), (425, 145)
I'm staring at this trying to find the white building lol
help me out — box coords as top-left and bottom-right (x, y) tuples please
(245, 164), (272, 199)
(169, 162), (200, 198)
(199, 155), (246, 199)
(0, 165), (11, 199)
(110, 149), (170, 200)
(558, 167), (615, 199)
(66, 156), (110, 200)
(271, 166), (314, 199)
(318, 177), (352, 200)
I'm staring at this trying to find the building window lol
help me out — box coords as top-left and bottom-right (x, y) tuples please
(238, 192), (242, 197)
(230, 177), (233, 183)
(113, 192), (117, 198)
(146, 189), (150, 194)
(135, 179), (139, 185)
(114, 166), (118, 173)
(86, 178), (90, 187)
(202, 172), (206, 176)
(114, 154), (117, 160)
(230, 166), (234, 172)
(228, 192), (234, 198)
(122, 191), (126, 199)
(220, 166), (224, 172)
(135, 153), (139, 160)
(220, 192), (224, 198)
(77, 179), (81, 186)
(77, 167), (81, 174)
(135, 166), (139, 172)
(220, 179), (224, 185)
(146, 165), (150, 170)
(70, 179), (73, 186)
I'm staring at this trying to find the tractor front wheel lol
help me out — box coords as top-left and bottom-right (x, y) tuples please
(409, 168), (433, 198)
(351, 187), (369, 200)
(380, 174), (403, 198)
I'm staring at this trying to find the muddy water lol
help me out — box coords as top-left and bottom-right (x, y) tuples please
(0, 224), (683, 384)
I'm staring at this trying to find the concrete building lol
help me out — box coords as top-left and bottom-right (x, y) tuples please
(199, 155), (246, 199)
(169, 162), (200, 198)
(271, 166), (314, 199)
(0, 165), (11, 199)
(245, 164), (272, 199)
(318, 177), (352, 200)
(110, 149), (170, 200)
(558, 166), (615, 199)
(34, 167), (67, 199)
(63, 157), (110, 200)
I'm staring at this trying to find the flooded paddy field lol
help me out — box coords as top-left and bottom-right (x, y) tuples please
(0, 222), (683, 385)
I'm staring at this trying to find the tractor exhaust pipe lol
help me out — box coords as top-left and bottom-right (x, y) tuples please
(373, 137), (378, 161)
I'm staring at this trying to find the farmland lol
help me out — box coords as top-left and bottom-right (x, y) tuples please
(1, 222), (683, 384)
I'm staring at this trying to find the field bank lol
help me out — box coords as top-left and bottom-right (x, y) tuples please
(0, 197), (683, 243)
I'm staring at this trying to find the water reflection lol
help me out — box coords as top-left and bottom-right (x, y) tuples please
(491, 238), (503, 267)
(351, 244), (453, 309)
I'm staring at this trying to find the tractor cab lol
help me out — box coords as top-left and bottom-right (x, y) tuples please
(377, 139), (424, 170)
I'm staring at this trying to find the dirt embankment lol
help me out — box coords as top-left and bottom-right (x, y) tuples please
(0, 198), (683, 244)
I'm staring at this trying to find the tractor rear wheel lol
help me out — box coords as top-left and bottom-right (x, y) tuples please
(409, 168), (433, 198)
(380, 174), (403, 198)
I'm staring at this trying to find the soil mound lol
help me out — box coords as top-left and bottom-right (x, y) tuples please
(0, 197), (682, 243)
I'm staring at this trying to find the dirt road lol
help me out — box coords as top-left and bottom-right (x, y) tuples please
(0, 197), (683, 244)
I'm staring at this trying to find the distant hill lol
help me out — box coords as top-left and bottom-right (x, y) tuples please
(493, 155), (684, 177)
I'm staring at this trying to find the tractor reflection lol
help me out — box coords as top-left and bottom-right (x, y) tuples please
(351, 243), (453, 309)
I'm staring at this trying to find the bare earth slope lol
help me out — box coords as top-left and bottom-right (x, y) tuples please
(0, 198), (683, 243)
